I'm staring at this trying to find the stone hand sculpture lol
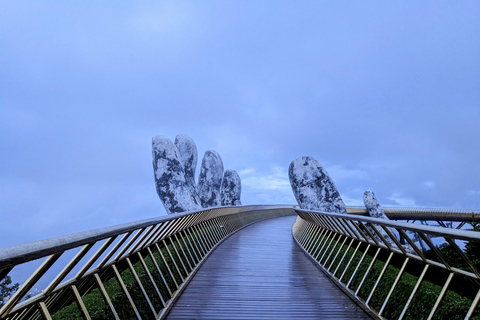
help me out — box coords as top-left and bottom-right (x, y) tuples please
(363, 190), (415, 253)
(197, 150), (224, 208)
(289, 156), (347, 214)
(221, 169), (242, 206)
(152, 134), (242, 214)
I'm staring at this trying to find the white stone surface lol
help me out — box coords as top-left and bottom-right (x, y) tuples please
(175, 134), (200, 203)
(363, 190), (415, 253)
(197, 150), (224, 208)
(152, 136), (201, 214)
(289, 156), (347, 214)
(221, 169), (242, 206)
(364, 190), (389, 219)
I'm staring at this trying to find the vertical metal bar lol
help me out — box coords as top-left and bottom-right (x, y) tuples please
(162, 240), (185, 282)
(189, 226), (207, 257)
(366, 252), (394, 305)
(178, 232), (197, 267)
(298, 223), (310, 245)
(38, 302), (52, 320)
(44, 244), (94, 294)
(346, 244), (371, 288)
(207, 219), (221, 243)
(465, 287), (480, 320)
(192, 224), (208, 252)
(324, 234), (345, 268)
(111, 264), (141, 320)
(75, 237), (117, 279)
(399, 264), (429, 320)
(418, 232), (451, 269)
(311, 228), (328, 258)
(426, 273), (454, 320)
(138, 223), (164, 249)
(445, 237), (480, 278)
(154, 243), (179, 289)
(305, 224), (320, 252)
(126, 258), (157, 317)
(174, 233), (194, 271)
(339, 241), (363, 282)
(327, 236), (348, 272)
(96, 231), (132, 269)
(147, 247), (173, 296)
(0, 253), (62, 318)
(320, 233), (340, 264)
(379, 258), (410, 316)
(315, 230), (334, 260)
(382, 225), (408, 256)
(137, 252), (166, 307)
(195, 224), (212, 251)
(304, 225), (322, 253)
(71, 285), (91, 320)
(181, 230), (199, 264)
(397, 229), (426, 260)
(94, 273), (120, 320)
(333, 238), (355, 277)
(355, 247), (381, 295)
(201, 221), (216, 248)
(128, 225), (156, 254)
(114, 229), (146, 261)
(170, 236), (191, 274)
(187, 227), (205, 258)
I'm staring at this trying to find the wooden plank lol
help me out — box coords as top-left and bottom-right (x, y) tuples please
(166, 216), (373, 319)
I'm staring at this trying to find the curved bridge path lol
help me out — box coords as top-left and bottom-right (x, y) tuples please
(166, 215), (374, 319)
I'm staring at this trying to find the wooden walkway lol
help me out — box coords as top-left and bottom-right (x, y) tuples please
(166, 215), (373, 319)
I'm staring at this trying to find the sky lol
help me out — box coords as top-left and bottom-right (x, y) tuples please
(1, 1), (479, 248)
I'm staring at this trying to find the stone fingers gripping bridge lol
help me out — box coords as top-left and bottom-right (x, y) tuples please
(152, 134), (241, 214)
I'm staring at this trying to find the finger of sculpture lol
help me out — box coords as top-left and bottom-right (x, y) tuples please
(363, 190), (416, 253)
(174, 134), (200, 203)
(363, 190), (389, 220)
(152, 136), (202, 214)
(197, 150), (224, 208)
(289, 156), (347, 214)
(221, 169), (242, 206)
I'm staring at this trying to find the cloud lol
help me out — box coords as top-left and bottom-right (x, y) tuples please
(387, 193), (417, 207)
(423, 181), (436, 189)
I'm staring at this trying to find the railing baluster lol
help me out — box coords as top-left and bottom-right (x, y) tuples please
(162, 240), (184, 282)
(379, 258), (409, 316)
(154, 243), (179, 290)
(426, 272), (454, 320)
(71, 284), (91, 320)
(137, 252), (166, 307)
(366, 251), (393, 305)
(0, 253), (62, 318)
(37, 302), (52, 320)
(125, 258), (157, 317)
(146, 247), (173, 297)
(111, 264), (141, 320)
(94, 273), (120, 320)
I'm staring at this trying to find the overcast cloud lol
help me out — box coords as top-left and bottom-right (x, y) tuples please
(1, 1), (479, 247)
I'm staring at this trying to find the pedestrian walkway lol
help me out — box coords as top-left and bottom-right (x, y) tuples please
(166, 215), (373, 319)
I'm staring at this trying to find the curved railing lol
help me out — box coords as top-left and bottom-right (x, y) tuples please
(293, 208), (480, 320)
(0, 205), (295, 320)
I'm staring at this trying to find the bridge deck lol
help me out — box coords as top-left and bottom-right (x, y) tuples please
(166, 216), (373, 319)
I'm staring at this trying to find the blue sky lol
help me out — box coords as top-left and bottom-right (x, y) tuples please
(1, 1), (479, 247)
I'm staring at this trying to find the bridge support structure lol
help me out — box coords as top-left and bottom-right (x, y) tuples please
(293, 208), (480, 320)
(0, 206), (293, 320)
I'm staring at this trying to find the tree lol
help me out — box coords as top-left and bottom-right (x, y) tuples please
(0, 276), (19, 308)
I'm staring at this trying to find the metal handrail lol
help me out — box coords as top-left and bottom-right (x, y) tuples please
(293, 208), (480, 320)
(0, 205), (294, 320)
(346, 206), (480, 222)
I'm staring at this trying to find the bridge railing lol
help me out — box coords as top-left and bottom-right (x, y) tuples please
(293, 208), (480, 320)
(0, 205), (294, 320)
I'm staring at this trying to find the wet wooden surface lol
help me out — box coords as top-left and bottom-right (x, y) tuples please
(166, 216), (373, 319)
